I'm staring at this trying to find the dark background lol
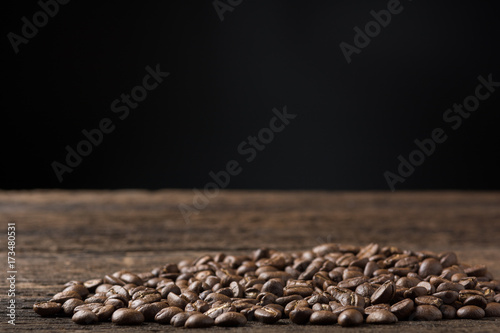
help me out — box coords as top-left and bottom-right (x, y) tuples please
(2, 0), (499, 190)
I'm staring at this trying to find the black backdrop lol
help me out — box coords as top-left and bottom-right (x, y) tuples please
(2, 0), (500, 190)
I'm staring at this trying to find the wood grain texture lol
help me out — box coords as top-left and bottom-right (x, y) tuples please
(1, 190), (499, 332)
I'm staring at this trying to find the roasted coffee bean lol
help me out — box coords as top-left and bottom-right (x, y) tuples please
(111, 308), (144, 325)
(170, 312), (191, 327)
(439, 304), (456, 319)
(95, 284), (112, 294)
(365, 304), (390, 315)
(214, 312), (247, 327)
(261, 279), (284, 297)
(338, 309), (363, 327)
(72, 310), (98, 325)
(390, 298), (414, 320)
(51, 290), (81, 304)
(94, 304), (115, 321)
(433, 291), (458, 304)
(414, 305), (443, 321)
(366, 309), (398, 324)
(62, 298), (84, 316)
(34, 301), (62, 316)
(419, 258), (443, 278)
(415, 296), (443, 308)
(254, 306), (282, 324)
(484, 302), (500, 317)
(289, 307), (313, 325)
(155, 306), (183, 324)
(184, 313), (214, 328)
(456, 305), (485, 319)
(332, 305), (365, 316)
(309, 310), (338, 325)
(85, 294), (107, 304)
(464, 265), (487, 277)
(83, 279), (102, 291)
(371, 281), (395, 304)
(463, 295), (487, 309)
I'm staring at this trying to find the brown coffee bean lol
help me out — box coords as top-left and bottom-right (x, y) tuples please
(464, 265), (487, 277)
(484, 302), (500, 317)
(456, 305), (485, 319)
(155, 306), (183, 324)
(261, 279), (284, 297)
(439, 252), (458, 268)
(404, 286), (428, 299)
(214, 312), (247, 327)
(433, 290), (459, 304)
(51, 290), (81, 304)
(419, 258), (443, 278)
(463, 295), (487, 309)
(366, 309), (398, 324)
(371, 280), (395, 304)
(83, 278), (102, 291)
(33, 301), (62, 317)
(72, 310), (98, 325)
(415, 296), (443, 308)
(63, 284), (89, 299)
(413, 305), (443, 321)
(338, 309), (363, 327)
(436, 282), (464, 292)
(309, 310), (338, 325)
(170, 312), (191, 327)
(390, 298), (414, 320)
(95, 284), (112, 294)
(289, 307), (313, 325)
(439, 304), (456, 319)
(184, 313), (214, 328)
(254, 306), (282, 324)
(62, 298), (84, 316)
(94, 304), (115, 321)
(111, 308), (144, 325)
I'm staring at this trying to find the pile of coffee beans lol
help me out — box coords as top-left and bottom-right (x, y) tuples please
(33, 243), (500, 327)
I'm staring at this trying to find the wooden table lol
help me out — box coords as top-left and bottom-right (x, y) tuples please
(1, 190), (499, 332)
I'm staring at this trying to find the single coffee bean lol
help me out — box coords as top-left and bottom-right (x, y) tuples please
(170, 312), (191, 327)
(413, 305), (443, 321)
(33, 301), (62, 317)
(456, 305), (485, 319)
(433, 291), (459, 304)
(254, 307), (282, 324)
(111, 308), (145, 325)
(51, 290), (82, 304)
(484, 302), (500, 317)
(261, 279), (284, 297)
(439, 304), (456, 319)
(184, 313), (214, 328)
(419, 258), (443, 278)
(94, 304), (115, 321)
(390, 299), (414, 320)
(463, 295), (487, 309)
(366, 309), (398, 324)
(309, 310), (338, 325)
(404, 286), (428, 299)
(62, 298), (84, 316)
(72, 310), (98, 325)
(289, 307), (314, 325)
(415, 296), (443, 308)
(214, 312), (247, 327)
(63, 284), (89, 299)
(155, 306), (183, 324)
(338, 309), (363, 327)
(464, 265), (487, 277)
(371, 281), (395, 304)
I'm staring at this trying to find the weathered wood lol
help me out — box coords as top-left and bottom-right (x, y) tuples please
(1, 190), (499, 331)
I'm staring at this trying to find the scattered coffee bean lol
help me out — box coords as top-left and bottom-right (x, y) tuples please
(32, 243), (499, 328)
(111, 308), (144, 325)
(72, 310), (98, 325)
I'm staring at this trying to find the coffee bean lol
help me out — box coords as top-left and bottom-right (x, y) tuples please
(439, 304), (456, 319)
(338, 309), (363, 327)
(184, 313), (214, 328)
(83, 278), (102, 291)
(366, 309), (398, 324)
(456, 305), (485, 319)
(170, 312), (191, 327)
(309, 310), (338, 325)
(254, 306), (282, 324)
(72, 310), (98, 325)
(214, 312), (247, 327)
(111, 308), (144, 325)
(33, 301), (62, 316)
(51, 290), (82, 304)
(62, 298), (84, 316)
(94, 304), (115, 321)
(415, 296), (443, 308)
(390, 298), (414, 320)
(63, 284), (89, 299)
(371, 281), (395, 304)
(414, 305), (443, 321)
(464, 265), (487, 277)
(463, 295), (487, 309)
(289, 307), (313, 325)
(484, 302), (500, 317)
(155, 306), (183, 324)
(419, 258), (443, 278)
(433, 291), (458, 304)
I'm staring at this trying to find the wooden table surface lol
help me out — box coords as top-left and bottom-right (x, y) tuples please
(1, 190), (499, 332)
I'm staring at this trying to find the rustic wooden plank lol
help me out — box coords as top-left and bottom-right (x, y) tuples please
(1, 190), (499, 331)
